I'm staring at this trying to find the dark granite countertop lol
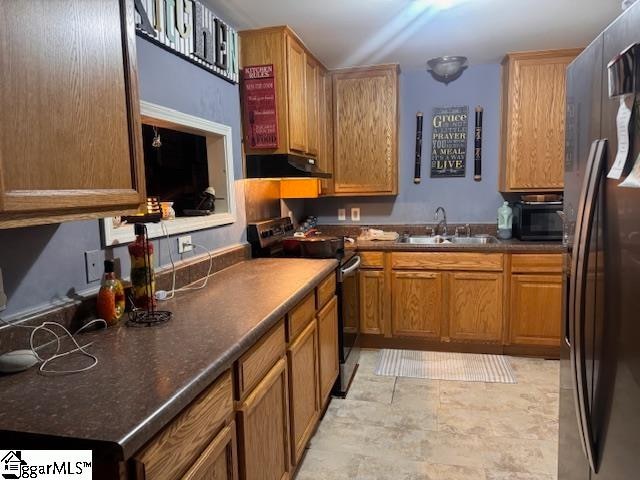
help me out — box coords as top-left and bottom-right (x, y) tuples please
(315, 224), (565, 253)
(355, 238), (565, 253)
(0, 258), (337, 461)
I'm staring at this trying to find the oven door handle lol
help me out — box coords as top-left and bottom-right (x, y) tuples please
(340, 256), (361, 276)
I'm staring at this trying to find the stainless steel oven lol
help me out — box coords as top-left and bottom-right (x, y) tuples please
(334, 254), (360, 396)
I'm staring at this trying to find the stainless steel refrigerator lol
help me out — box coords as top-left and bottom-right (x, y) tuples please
(560, 3), (640, 479)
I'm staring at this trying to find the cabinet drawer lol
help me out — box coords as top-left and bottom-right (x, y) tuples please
(288, 292), (316, 341)
(392, 252), (504, 271)
(316, 272), (336, 310)
(134, 371), (233, 480)
(360, 252), (384, 268)
(511, 254), (563, 273)
(236, 320), (286, 400)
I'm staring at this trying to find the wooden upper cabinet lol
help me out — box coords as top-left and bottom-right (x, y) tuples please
(333, 65), (399, 196)
(286, 36), (308, 153)
(239, 27), (291, 155)
(318, 69), (335, 195)
(0, 0), (145, 228)
(499, 49), (581, 192)
(240, 26), (326, 158)
(391, 271), (443, 339)
(305, 57), (320, 156)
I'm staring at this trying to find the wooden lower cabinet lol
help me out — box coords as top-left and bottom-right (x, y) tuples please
(391, 271), (443, 338)
(287, 320), (320, 465)
(132, 372), (234, 480)
(447, 272), (504, 343)
(509, 274), (562, 346)
(237, 358), (290, 480)
(317, 296), (339, 403)
(181, 422), (238, 480)
(359, 269), (385, 335)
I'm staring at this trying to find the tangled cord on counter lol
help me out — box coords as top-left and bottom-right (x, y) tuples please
(0, 317), (107, 375)
(156, 221), (213, 301)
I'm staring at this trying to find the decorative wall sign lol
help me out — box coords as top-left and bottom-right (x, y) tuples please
(243, 65), (279, 149)
(414, 112), (424, 184)
(474, 106), (483, 181)
(134, 0), (239, 84)
(430, 106), (468, 177)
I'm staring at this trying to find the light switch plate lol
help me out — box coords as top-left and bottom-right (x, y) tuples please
(85, 250), (104, 283)
(351, 208), (361, 222)
(338, 208), (346, 221)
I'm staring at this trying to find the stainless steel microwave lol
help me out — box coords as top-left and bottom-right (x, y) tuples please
(513, 201), (563, 241)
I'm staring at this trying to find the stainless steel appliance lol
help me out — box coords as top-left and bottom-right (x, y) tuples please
(512, 200), (563, 241)
(335, 254), (360, 396)
(560, 4), (640, 479)
(247, 217), (360, 396)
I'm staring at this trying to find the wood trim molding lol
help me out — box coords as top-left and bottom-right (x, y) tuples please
(102, 101), (238, 246)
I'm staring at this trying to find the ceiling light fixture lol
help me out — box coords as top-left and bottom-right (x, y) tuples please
(427, 56), (468, 84)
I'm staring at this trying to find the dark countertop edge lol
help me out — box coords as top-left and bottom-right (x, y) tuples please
(354, 241), (566, 253)
(116, 258), (338, 459)
(0, 259), (338, 462)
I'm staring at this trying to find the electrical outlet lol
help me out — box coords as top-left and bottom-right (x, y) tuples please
(85, 250), (104, 283)
(178, 235), (193, 254)
(351, 207), (361, 222)
(338, 208), (346, 221)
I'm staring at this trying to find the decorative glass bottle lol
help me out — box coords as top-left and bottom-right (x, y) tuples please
(97, 260), (125, 326)
(128, 224), (156, 310)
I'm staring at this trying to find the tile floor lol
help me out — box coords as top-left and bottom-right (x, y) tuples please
(297, 349), (560, 480)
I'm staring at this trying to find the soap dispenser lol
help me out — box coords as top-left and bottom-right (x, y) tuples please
(497, 201), (513, 240)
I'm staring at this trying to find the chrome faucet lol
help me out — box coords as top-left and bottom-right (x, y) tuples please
(434, 206), (448, 236)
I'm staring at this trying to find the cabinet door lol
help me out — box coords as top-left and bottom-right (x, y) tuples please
(448, 272), (503, 343)
(305, 57), (320, 156)
(359, 269), (385, 335)
(502, 51), (578, 191)
(181, 422), (238, 480)
(318, 70), (334, 195)
(509, 274), (562, 346)
(0, 0), (144, 227)
(317, 296), (339, 404)
(286, 36), (307, 153)
(287, 320), (320, 465)
(237, 358), (290, 480)
(392, 271), (443, 338)
(333, 66), (398, 195)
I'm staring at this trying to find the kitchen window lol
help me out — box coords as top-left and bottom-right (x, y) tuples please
(102, 101), (236, 245)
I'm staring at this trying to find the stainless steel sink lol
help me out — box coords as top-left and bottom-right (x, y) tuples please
(450, 235), (499, 244)
(398, 235), (452, 244)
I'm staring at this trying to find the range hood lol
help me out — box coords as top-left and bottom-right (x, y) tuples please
(246, 154), (331, 179)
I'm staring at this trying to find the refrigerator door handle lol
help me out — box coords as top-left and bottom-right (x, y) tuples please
(571, 139), (607, 473)
(568, 140), (597, 463)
